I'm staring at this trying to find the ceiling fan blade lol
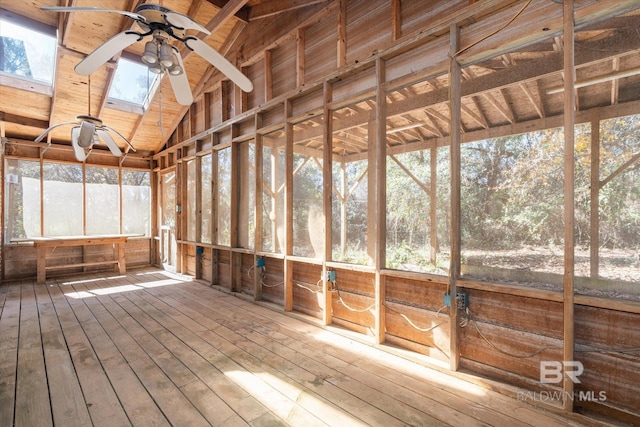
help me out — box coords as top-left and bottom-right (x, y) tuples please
(34, 121), (77, 143)
(184, 37), (253, 93)
(167, 48), (194, 106)
(71, 127), (90, 162)
(75, 31), (143, 75)
(102, 126), (136, 152)
(164, 11), (210, 34)
(96, 129), (123, 157)
(41, 6), (146, 22)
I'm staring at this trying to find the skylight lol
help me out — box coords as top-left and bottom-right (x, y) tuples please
(108, 57), (159, 108)
(0, 17), (56, 84)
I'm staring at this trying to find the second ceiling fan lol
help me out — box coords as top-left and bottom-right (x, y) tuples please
(42, 4), (254, 105)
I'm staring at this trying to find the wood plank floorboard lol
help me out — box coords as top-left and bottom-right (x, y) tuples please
(0, 267), (608, 427)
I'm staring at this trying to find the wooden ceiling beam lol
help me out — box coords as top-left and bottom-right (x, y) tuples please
(248, 0), (328, 21)
(203, 0), (250, 22)
(0, 112), (49, 130)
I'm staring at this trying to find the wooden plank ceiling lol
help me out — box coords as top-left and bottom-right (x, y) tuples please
(0, 0), (324, 155)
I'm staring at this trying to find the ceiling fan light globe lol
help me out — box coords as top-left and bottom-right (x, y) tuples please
(168, 61), (183, 75)
(149, 64), (163, 74)
(159, 43), (174, 67)
(142, 41), (158, 65)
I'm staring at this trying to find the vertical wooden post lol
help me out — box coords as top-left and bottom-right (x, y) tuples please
(264, 50), (273, 102)
(212, 134), (220, 285)
(255, 114), (264, 300)
(340, 162), (347, 255)
(230, 125), (241, 292)
(322, 81), (333, 326)
(296, 28), (305, 88)
(337, 0), (346, 68)
(176, 151), (184, 274)
(391, 0), (401, 41)
(590, 111), (600, 278)
(449, 24), (462, 372)
(430, 146), (438, 265)
(367, 121), (376, 265)
(374, 57), (387, 344)
(562, 0), (576, 412)
(1, 127), (5, 281)
(195, 154), (203, 279)
(284, 100), (294, 311)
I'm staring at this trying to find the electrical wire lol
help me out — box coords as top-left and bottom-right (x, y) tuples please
(294, 281), (322, 294)
(384, 303), (447, 333)
(247, 264), (255, 279)
(453, 0), (533, 59)
(332, 282), (376, 313)
(464, 308), (560, 359)
(261, 278), (284, 288)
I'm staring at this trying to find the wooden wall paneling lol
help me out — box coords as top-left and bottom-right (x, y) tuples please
(345, 0), (390, 66)
(261, 256), (285, 306)
(284, 100), (294, 311)
(291, 261), (323, 317)
(449, 24), (462, 372)
(304, 8), (338, 85)
(563, 0), (576, 412)
(331, 268), (375, 331)
(384, 36), (450, 87)
(290, 88), (323, 119)
(575, 305), (640, 421)
(272, 40), (296, 100)
(384, 301), (450, 362)
(217, 249), (231, 289)
(322, 82), (333, 326)
(240, 252), (254, 297)
(400, 0), (468, 38)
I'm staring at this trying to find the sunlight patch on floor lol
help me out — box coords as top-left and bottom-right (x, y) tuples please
(311, 329), (487, 398)
(224, 370), (366, 426)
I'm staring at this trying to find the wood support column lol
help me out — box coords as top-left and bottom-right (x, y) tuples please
(449, 24), (462, 371)
(255, 114), (264, 300)
(322, 81), (333, 326)
(230, 125), (241, 292)
(430, 146), (438, 265)
(562, 0), (576, 412)
(589, 111), (600, 278)
(374, 57), (387, 344)
(284, 100), (294, 311)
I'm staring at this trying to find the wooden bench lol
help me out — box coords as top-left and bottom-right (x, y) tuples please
(31, 235), (130, 285)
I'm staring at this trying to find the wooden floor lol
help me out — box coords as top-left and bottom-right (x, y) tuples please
(0, 267), (603, 427)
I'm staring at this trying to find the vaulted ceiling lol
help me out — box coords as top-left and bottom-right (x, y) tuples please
(0, 0), (328, 155)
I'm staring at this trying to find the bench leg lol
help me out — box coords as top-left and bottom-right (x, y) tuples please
(116, 243), (126, 274)
(37, 246), (46, 285)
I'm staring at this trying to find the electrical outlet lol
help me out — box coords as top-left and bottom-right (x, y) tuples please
(256, 257), (265, 268)
(444, 292), (468, 309)
(325, 270), (336, 282)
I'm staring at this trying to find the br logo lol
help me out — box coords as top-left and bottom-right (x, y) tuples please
(540, 361), (584, 384)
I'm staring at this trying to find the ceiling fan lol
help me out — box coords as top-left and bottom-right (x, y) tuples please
(35, 77), (136, 162)
(41, 4), (254, 105)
